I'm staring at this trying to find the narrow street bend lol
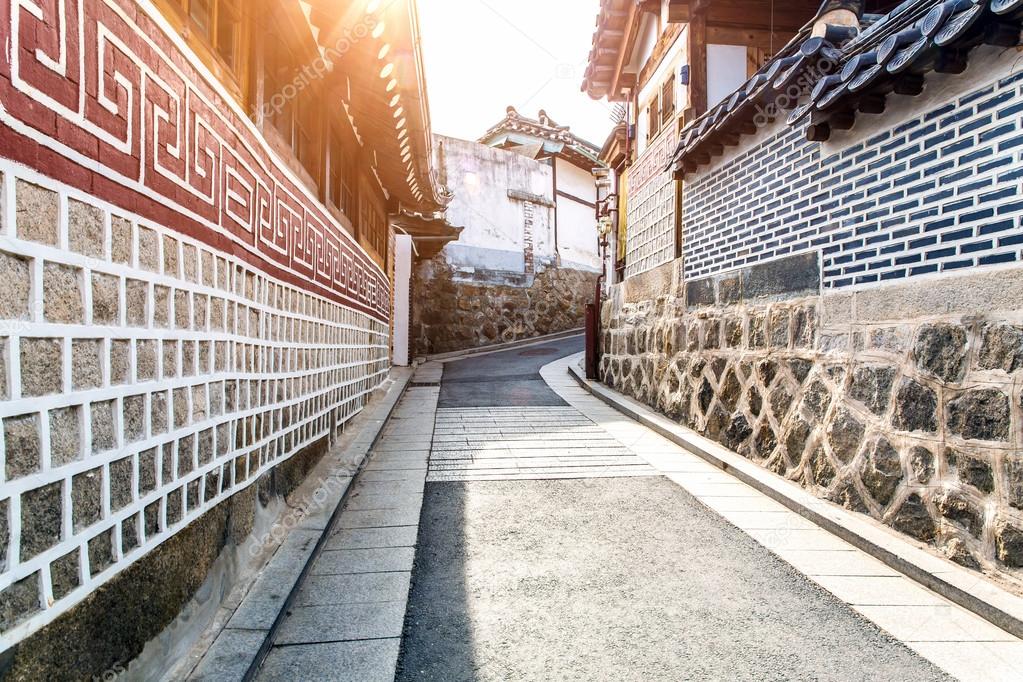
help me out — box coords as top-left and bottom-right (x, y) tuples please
(396, 337), (949, 681)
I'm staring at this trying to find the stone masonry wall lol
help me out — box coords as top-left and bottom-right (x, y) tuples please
(0, 0), (395, 658)
(413, 257), (597, 356)
(600, 255), (1023, 581)
(0, 170), (389, 650)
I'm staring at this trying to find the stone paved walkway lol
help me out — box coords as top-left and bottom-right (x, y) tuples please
(427, 406), (655, 482)
(543, 353), (1023, 682)
(396, 339), (954, 681)
(255, 381), (438, 681)
(246, 337), (1023, 681)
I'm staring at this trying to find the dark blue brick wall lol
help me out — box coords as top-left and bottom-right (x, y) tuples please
(681, 71), (1023, 289)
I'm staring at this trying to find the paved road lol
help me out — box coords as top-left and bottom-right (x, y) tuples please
(396, 342), (950, 681)
(437, 336), (583, 408)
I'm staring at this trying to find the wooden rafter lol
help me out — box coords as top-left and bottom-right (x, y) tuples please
(667, 0), (820, 30)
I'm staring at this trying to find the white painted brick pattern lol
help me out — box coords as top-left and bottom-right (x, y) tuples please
(682, 67), (1023, 289)
(0, 164), (389, 645)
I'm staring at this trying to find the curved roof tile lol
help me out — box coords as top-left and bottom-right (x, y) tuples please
(669, 0), (1022, 177)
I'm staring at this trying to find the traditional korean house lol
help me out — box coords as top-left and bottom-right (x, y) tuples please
(591, 0), (1023, 581)
(0, 0), (453, 675)
(412, 108), (604, 355)
(584, 0), (842, 279)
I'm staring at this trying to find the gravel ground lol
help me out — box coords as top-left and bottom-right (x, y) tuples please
(397, 477), (951, 682)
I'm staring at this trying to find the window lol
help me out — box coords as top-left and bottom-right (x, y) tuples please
(646, 74), (678, 143)
(264, 39), (295, 139)
(294, 96), (320, 180)
(365, 203), (388, 259)
(647, 98), (660, 143)
(661, 77), (675, 125)
(359, 183), (388, 260)
(215, 1), (242, 70)
(172, 0), (245, 75)
(155, 0), (249, 103)
(264, 38), (321, 181)
(328, 128), (356, 218)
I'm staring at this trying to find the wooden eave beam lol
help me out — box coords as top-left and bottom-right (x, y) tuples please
(706, 24), (805, 52)
(669, 0), (818, 29)
(688, 5), (708, 116)
(609, 3), (641, 100)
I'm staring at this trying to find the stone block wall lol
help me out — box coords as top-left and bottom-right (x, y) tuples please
(0, 170), (389, 653)
(413, 257), (597, 356)
(0, 0), (396, 663)
(600, 255), (1023, 578)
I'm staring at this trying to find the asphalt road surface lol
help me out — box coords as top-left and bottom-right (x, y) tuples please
(396, 341), (950, 681)
(437, 336), (583, 408)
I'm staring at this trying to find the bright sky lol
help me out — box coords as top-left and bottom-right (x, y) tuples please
(417, 0), (616, 148)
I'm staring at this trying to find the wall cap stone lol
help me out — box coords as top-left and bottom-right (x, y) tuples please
(834, 264), (1023, 324)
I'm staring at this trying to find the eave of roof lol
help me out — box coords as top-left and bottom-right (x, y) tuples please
(307, 0), (451, 214)
(581, 0), (639, 100)
(669, 0), (1021, 177)
(479, 107), (604, 167)
(598, 122), (629, 168)
(392, 210), (463, 260)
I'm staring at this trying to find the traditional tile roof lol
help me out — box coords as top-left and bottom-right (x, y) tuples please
(669, 0), (1022, 176)
(307, 0), (452, 213)
(581, 0), (635, 100)
(479, 107), (603, 168)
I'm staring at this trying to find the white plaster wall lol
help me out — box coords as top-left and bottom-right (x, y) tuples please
(633, 13), (662, 153)
(434, 134), (553, 272)
(556, 156), (597, 198)
(707, 44), (748, 110)
(555, 157), (601, 271)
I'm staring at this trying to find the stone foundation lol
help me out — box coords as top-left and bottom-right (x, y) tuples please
(413, 258), (597, 355)
(0, 437), (327, 680)
(600, 256), (1023, 580)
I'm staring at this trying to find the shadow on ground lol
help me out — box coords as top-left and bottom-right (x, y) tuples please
(397, 338), (948, 681)
(396, 478), (950, 681)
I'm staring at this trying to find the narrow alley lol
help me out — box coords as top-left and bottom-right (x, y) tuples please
(395, 340), (954, 680)
(246, 337), (962, 680)
(7, 1), (1023, 680)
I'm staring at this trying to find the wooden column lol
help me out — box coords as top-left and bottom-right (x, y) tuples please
(687, 4), (707, 117)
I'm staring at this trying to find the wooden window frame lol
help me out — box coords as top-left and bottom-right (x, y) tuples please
(661, 76), (675, 126)
(358, 180), (388, 265)
(293, 93), (321, 182)
(327, 125), (358, 221)
(153, 0), (251, 105)
(647, 98), (660, 144)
